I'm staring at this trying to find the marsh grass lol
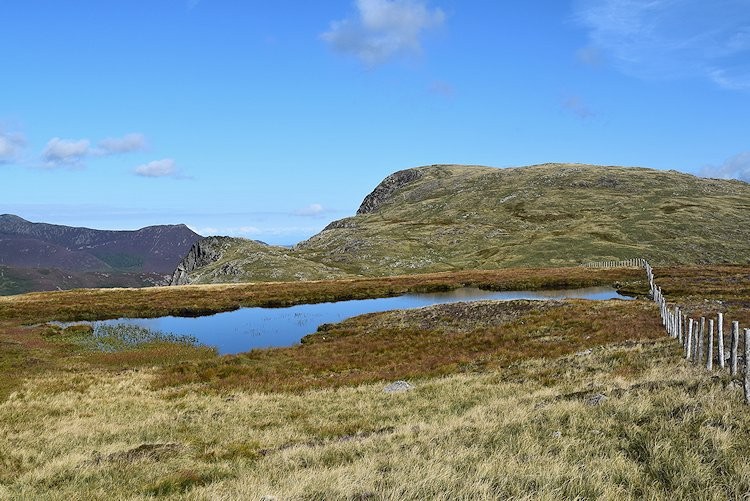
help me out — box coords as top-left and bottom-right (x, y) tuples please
(154, 299), (664, 393)
(87, 324), (201, 352)
(0, 266), (647, 324)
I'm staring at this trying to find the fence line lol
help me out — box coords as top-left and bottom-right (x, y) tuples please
(583, 258), (749, 403)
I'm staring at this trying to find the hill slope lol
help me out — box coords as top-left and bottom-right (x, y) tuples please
(172, 163), (750, 284)
(0, 215), (201, 294)
(0, 214), (200, 273)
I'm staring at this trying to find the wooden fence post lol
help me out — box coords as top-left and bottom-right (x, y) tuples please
(718, 313), (725, 369)
(744, 329), (750, 404)
(693, 319), (700, 362)
(732, 321), (739, 377)
(685, 318), (693, 360)
(707, 319), (714, 371)
(697, 317), (706, 364)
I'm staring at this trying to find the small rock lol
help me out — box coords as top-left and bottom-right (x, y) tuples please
(261, 496), (277, 501)
(551, 430), (562, 438)
(725, 379), (742, 390)
(383, 381), (413, 393)
(576, 349), (593, 356)
(585, 393), (608, 406)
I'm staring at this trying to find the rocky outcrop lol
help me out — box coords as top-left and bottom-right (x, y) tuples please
(320, 217), (357, 232)
(356, 168), (423, 214)
(170, 237), (232, 285)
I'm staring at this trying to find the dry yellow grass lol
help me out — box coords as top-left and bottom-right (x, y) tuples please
(2, 335), (749, 500)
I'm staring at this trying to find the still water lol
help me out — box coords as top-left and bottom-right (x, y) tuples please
(87, 286), (631, 354)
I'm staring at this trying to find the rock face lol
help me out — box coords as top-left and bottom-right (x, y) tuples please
(356, 168), (423, 214)
(170, 237), (231, 285)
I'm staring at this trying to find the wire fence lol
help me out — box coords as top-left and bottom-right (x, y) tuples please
(583, 258), (749, 403)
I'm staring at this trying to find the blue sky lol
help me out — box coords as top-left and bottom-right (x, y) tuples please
(2, 0), (749, 244)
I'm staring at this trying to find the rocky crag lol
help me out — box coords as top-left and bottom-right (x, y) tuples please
(170, 236), (348, 285)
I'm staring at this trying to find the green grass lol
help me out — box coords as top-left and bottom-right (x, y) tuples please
(93, 252), (144, 270)
(179, 164), (750, 284)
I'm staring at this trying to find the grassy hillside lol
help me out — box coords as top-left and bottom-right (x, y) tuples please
(177, 164), (750, 285)
(0, 266), (170, 296)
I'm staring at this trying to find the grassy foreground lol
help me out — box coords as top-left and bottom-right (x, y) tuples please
(3, 335), (750, 499)
(1, 265), (750, 498)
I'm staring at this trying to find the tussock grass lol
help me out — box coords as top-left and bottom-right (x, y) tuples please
(2, 338), (749, 499)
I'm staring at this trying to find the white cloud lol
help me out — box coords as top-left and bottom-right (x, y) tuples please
(573, 0), (750, 89)
(237, 226), (262, 234)
(703, 152), (750, 181)
(191, 225), (319, 238)
(321, 0), (445, 66)
(97, 133), (147, 155)
(40, 132), (147, 167)
(191, 226), (220, 236)
(0, 130), (25, 164)
(295, 203), (326, 216)
(134, 158), (182, 178)
(42, 137), (90, 166)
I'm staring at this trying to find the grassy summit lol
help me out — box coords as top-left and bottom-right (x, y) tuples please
(176, 163), (750, 284)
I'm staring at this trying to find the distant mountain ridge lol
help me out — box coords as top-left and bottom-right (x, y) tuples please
(0, 215), (201, 294)
(0, 214), (200, 273)
(171, 163), (750, 285)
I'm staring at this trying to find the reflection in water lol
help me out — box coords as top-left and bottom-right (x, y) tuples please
(91, 286), (631, 355)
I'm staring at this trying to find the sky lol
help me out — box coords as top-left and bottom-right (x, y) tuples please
(1, 0), (749, 245)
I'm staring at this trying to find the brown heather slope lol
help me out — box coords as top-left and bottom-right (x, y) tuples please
(0, 214), (201, 294)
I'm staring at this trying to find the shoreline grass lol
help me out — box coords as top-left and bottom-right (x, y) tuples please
(0, 266), (647, 324)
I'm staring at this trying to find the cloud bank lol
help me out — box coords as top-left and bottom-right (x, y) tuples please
(0, 130), (26, 164)
(574, 0), (750, 90)
(703, 152), (750, 181)
(322, 0), (445, 65)
(41, 132), (147, 167)
(294, 203), (327, 216)
(134, 158), (182, 178)
(42, 138), (91, 166)
(97, 133), (147, 155)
